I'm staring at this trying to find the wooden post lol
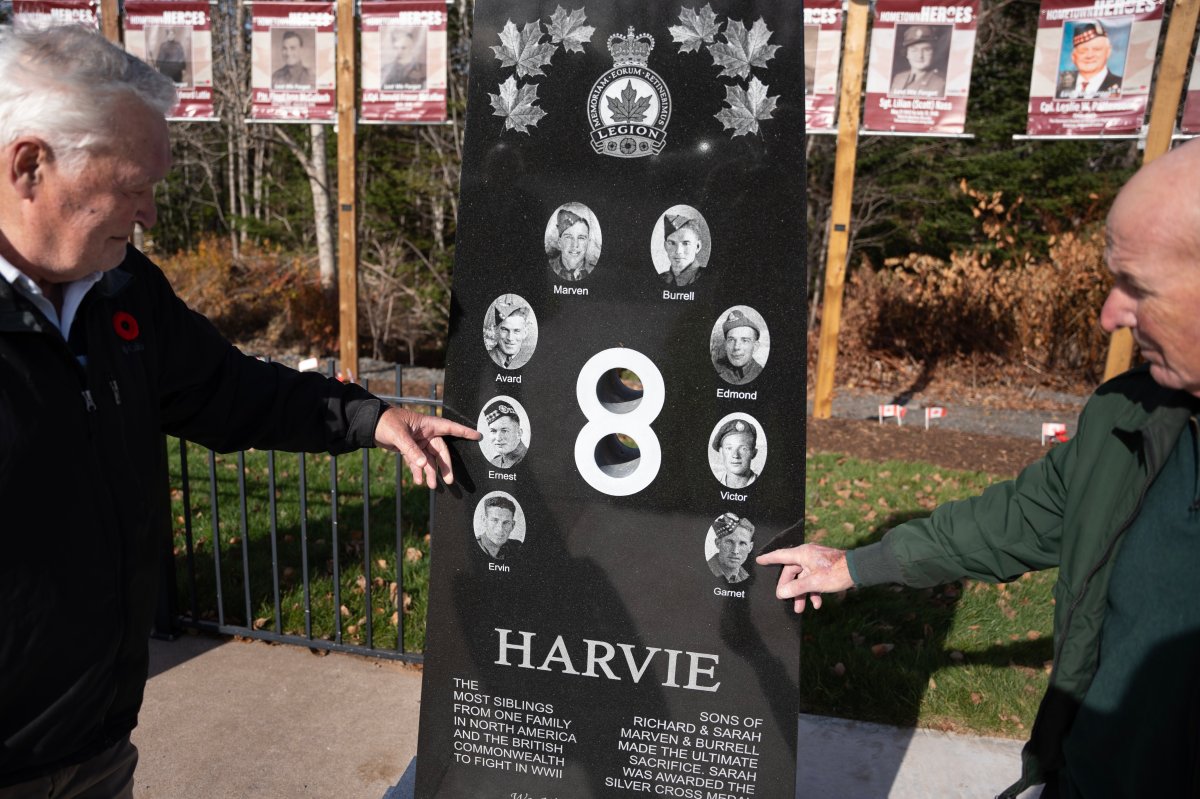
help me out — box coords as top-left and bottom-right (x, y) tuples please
(811, 0), (870, 419)
(1102, 0), (1200, 381)
(336, 0), (359, 382)
(99, 0), (120, 43)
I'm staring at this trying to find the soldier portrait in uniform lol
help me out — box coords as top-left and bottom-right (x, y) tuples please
(483, 294), (537, 370)
(381, 24), (426, 90)
(711, 306), (770, 385)
(1056, 19), (1126, 99)
(544, 202), (602, 282)
(149, 25), (190, 86)
(473, 492), (525, 562)
(650, 205), (711, 287)
(271, 28), (315, 89)
(706, 513), (755, 585)
(477, 396), (530, 469)
(889, 25), (949, 97)
(708, 414), (767, 489)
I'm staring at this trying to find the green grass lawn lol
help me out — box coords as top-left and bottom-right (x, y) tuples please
(168, 441), (1052, 736)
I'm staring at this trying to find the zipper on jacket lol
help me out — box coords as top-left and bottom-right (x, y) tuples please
(82, 389), (97, 412)
(109, 378), (122, 406)
(1189, 416), (1199, 513)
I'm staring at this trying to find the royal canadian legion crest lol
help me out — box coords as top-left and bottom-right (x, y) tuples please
(588, 27), (672, 158)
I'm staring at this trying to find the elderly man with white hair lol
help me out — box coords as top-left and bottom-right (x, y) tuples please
(0, 26), (478, 796)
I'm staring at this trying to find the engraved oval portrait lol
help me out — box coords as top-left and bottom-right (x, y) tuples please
(707, 413), (767, 489)
(544, 202), (602, 282)
(483, 294), (538, 370)
(651, 204), (712, 287)
(710, 306), (770, 386)
(473, 491), (526, 563)
(477, 395), (530, 470)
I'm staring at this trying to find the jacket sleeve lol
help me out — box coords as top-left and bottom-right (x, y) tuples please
(138, 254), (385, 454)
(850, 430), (1075, 588)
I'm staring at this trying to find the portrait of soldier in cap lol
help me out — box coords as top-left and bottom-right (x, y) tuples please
(544, 202), (602, 282)
(889, 25), (948, 97)
(1056, 19), (1124, 98)
(473, 492), (525, 562)
(150, 26), (190, 86)
(707, 513), (755, 584)
(651, 205), (711, 287)
(477, 396), (529, 469)
(711, 306), (770, 385)
(483, 294), (537, 370)
(271, 28), (315, 89)
(708, 414), (767, 489)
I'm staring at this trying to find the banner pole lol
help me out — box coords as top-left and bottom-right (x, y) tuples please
(99, 0), (120, 43)
(336, 0), (360, 382)
(812, 0), (870, 419)
(1102, 0), (1200, 381)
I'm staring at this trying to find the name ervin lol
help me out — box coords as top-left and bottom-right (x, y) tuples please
(554, 285), (589, 296)
(717, 388), (756, 400)
(495, 628), (720, 693)
(489, 562), (510, 572)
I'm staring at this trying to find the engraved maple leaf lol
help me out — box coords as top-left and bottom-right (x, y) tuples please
(715, 77), (778, 136)
(489, 76), (547, 134)
(491, 19), (557, 78)
(547, 6), (595, 54)
(669, 4), (721, 53)
(709, 17), (780, 79)
(607, 81), (652, 123)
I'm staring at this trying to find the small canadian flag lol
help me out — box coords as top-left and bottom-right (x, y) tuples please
(1041, 423), (1069, 445)
(925, 406), (947, 429)
(878, 404), (907, 425)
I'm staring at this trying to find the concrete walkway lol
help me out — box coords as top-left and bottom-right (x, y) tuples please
(131, 633), (1037, 799)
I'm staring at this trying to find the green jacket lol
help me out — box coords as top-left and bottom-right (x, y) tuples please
(850, 367), (1199, 797)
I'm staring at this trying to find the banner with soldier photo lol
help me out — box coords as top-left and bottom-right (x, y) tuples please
(360, 0), (449, 123)
(124, 0), (216, 120)
(12, 0), (99, 30)
(804, 0), (843, 132)
(1181, 50), (1200, 134)
(1026, 0), (1164, 136)
(863, 0), (980, 134)
(249, 0), (337, 122)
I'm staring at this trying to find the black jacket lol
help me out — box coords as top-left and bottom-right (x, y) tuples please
(0, 247), (385, 785)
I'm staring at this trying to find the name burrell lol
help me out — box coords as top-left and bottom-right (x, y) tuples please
(663, 290), (694, 301)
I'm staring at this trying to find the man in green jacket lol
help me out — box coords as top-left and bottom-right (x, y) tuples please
(761, 139), (1200, 798)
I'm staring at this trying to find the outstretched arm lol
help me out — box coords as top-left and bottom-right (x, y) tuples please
(374, 407), (482, 487)
(755, 544), (855, 613)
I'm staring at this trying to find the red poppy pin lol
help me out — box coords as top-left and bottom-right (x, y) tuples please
(113, 311), (139, 341)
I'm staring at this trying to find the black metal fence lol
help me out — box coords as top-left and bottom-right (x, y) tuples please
(158, 366), (442, 664)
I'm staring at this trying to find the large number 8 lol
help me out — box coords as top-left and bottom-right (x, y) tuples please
(573, 348), (664, 496)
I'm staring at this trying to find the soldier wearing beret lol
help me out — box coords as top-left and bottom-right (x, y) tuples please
(486, 298), (533, 369)
(1057, 20), (1122, 98)
(889, 25), (946, 97)
(708, 513), (755, 584)
(481, 400), (527, 469)
(661, 214), (704, 287)
(477, 495), (522, 561)
(714, 309), (765, 385)
(711, 419), (759, 489)
(548, 205), (595, 282)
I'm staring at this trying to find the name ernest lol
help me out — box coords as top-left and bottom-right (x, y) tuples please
(494, 628), (720, 693)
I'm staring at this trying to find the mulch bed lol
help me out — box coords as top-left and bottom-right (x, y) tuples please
(806, 417), (1050, 478)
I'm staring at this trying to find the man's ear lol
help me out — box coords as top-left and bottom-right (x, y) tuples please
(8, 139), (48, 200)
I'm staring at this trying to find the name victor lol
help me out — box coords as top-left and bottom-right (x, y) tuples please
(494, 628), (720, 693)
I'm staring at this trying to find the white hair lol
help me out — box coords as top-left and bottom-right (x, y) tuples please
(0, 25), (177, 171)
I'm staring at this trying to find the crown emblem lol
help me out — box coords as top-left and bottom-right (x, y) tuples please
(607, 27), (654, 68)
